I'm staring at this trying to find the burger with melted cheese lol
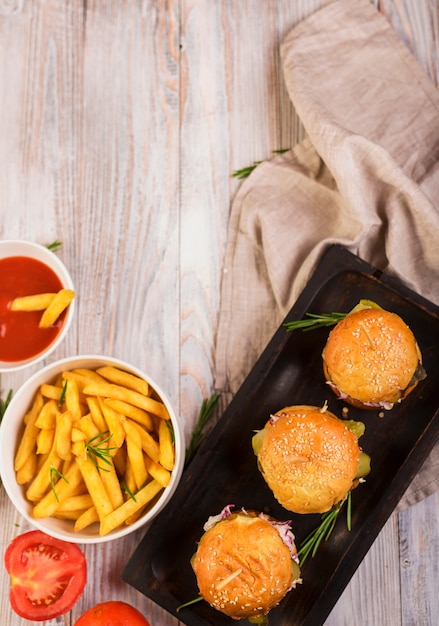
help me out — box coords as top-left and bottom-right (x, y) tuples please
(191, 506), (301, 623)
(252, 404), (370, 515)
(322, 301), (426, 410)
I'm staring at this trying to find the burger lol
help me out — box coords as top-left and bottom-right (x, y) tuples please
(191, 506), (301, 622)
(322, 301), (426, 410)
(252, 404), (370, 515)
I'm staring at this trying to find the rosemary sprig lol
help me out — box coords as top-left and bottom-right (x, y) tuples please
(285, 300), (384, 333)
(232, 149), (290, 179)
(49, 466), (69, 502)
(0, 389), (13, 422)
(284, 312), (347, 332)
(46, 240), (62, 252)
(58, 380), (68, 406)
(0, 389), (13, 486)
(165, 420), (175, 444)
(85, 431), (116, 471)
(176, 595), (204, 612)
(298, 491), (352, 565)
(185, 392), (220, 468)
(232, 162), (262, 179)
(122, 480), (137, 503)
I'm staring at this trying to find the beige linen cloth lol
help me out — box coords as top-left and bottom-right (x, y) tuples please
(215, 0), (439, 510)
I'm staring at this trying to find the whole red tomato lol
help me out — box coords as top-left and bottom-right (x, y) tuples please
(74, 601), (151, 626)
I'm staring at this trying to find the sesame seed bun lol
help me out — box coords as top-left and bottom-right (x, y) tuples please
(256, 405), (360, 514)
(322, 308), (424, 409)
(192, 510), (299, 620)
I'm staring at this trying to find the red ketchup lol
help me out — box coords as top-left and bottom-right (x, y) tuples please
(0, 256), (65, 362)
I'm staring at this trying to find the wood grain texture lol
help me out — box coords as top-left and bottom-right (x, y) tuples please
(0, 1), (438, 625)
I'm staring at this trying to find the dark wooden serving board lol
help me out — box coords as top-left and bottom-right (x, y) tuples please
(122, 245), (439, 626)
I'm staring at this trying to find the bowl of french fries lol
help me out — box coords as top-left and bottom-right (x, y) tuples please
(0, 239), (76, 372)
(0, 355), (185, 543)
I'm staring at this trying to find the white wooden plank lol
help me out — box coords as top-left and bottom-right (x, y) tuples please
(399, 492), (439, 625)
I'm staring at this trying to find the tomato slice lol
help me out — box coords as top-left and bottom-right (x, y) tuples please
(74, 601), (151, 626)
(4, 530), (87, 621)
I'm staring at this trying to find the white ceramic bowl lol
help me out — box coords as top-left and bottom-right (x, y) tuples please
(0, 355), (185, 544)
(0, 240), (75, 372)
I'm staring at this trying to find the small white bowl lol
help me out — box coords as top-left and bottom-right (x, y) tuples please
(0, 240), (75, 372)
(0, 355), (185, 544)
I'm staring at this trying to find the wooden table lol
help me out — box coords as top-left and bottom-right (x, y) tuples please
(1, 1), (438, 625)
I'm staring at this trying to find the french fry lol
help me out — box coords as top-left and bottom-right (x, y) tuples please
(159, 418), (175, 471)
(39, 289), (75, 328)
(63, 370), (104, 394)
(83, 382), (169, 419)
(113, 445), (127, 477)
(16, 452), (37, 485)
(123, 456), (137, 498)
(54, 374), (64, 388)
(97, 366), (149, 395)
(73, 368), (107, 382)
(124, 504), (148, 526)
(61, 479), (88, 498)
(35, 399), (59, 430)
(74, 506), (99, 532)
(64, 379), (83, 422)
(26, 446), (62, 502)
(32, 462), (83, 518)
(105, 398), (153, 431)
(55, 411), (73, 461)
(99, 479), (163, 536)
(143, 455), (171, 488)
(61, 458), (77, 478)
(14, 391), (44, 472)
(97, 397), (125, 448)
(36, 428), (55, 455)
(71, 440), (87, 460)
(123, 420), (147, 490)
(76, 413), (100, 442)
(56, 494), (94, 512)
(10, 293), (56, 311)
(40, 383), (63, 402)
(86, 396), (109, 434)
(75, 456), (114, 521)
(101, 466), (125, 509)
(71, 427), (86, 443)
(127, 419), (160, 463)
(36, 451), (49, 472)
(141, 396), (169, 420)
